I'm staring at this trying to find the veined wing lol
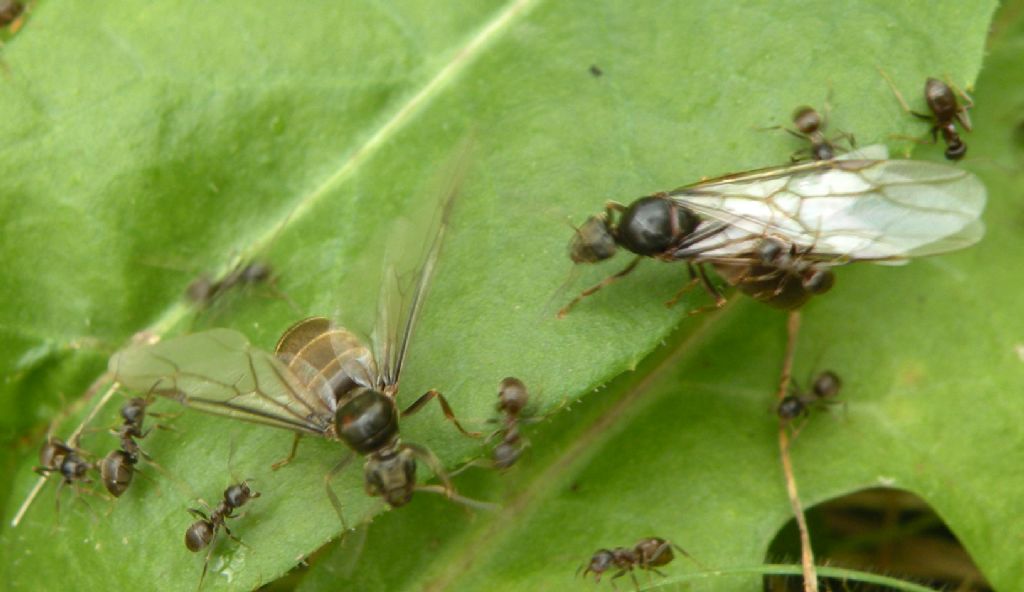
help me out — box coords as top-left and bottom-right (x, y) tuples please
(109, 329), (334, 436)
(670, 158), (986, 261)
(373, 139), (472, 391)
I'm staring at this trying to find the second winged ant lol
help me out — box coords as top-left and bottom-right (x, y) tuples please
(111, 142), (493, 526)
(560, 155), (986, 317)
(579, 537), (699, 590)
(881, 70), (973, 161)
(186, 480), (260, 589)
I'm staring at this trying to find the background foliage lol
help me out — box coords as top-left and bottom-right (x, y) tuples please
(1, 1), (1016, 590)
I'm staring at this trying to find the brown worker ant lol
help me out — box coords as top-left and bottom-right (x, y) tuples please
(777, 370), (844, 433)
(763, 102), (855, 161)
(186, 480), (261, 589)
(99, 394), (173, 497)
(579, 536), (699, 590)
(32, 436), (98, 519)
(451, 377), (549, 475)
(881, 70), (973, 160)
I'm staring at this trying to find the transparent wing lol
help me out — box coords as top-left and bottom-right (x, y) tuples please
(670, 158), (986, 262)
(109, 329), (334, 436)
(373, 139), (472, 391)
(275, 316), (379, 406)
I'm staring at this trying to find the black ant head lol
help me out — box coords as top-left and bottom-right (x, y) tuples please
(777, 395), (806, 420)
(224, 481), (259, 508)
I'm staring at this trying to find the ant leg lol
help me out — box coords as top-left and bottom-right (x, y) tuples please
(648, 540), (673, 564)
(624, 567), (641, 592)
(879, 67), (923, 115)
(608, 570), (624, 591)
(822, 398), (850, 419)
(404, 442), (455, 493)
(604, 201), (627, 215)
(789, 413), (811, 440)
(889, 131), (937, 146)
(671, 542), (707, 569)
(407, 443), (500, 511)
(679, 264), (728, 316)
(447, 458), (493, 477)
(557, 256), (642, 318)
(324, 453), (354, 529)
(197, 543), (215, 591)
(941, 74), (974, 129)
(271, 433), (303, 470)
(221, 523), (249, 548)
(188, 508), (210, 520)
(53, 480), (66, 522)
(401, 390), (481, 438)
(664, 272), (700, 308)
(33, 466), (56, 478)
(831, 130), (856, 151)
(783, 128), (810, 142)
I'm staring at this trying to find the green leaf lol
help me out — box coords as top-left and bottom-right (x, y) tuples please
(0, 1), (1007, 591)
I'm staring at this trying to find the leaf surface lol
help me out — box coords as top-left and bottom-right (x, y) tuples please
(0, 1), (1007, 591)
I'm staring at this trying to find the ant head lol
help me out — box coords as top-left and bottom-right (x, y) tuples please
(224, 481), (260, 508)
(120, 397), (148, 423)
(39, 437), (72, 468)
(581, 549), (615, 579)
(777, 395), (806, 420)
(365, 447), (417, 508)
(568, 215), (617, 263)
(240, 262), (272, 283)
